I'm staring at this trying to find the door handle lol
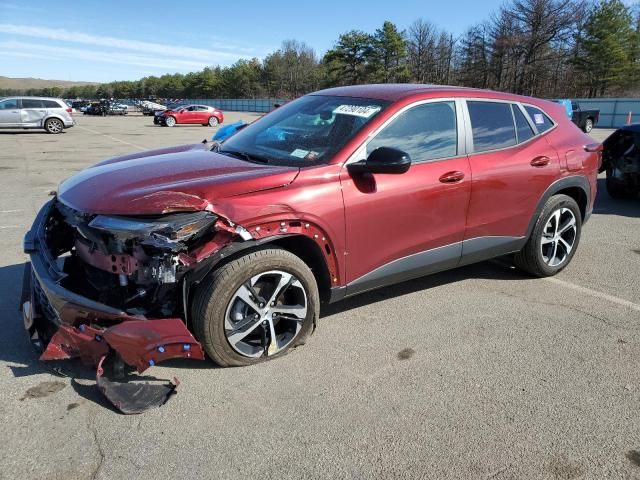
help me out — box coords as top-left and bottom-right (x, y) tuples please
(530, 156), (551, 167)
(439, 171), (465, 183)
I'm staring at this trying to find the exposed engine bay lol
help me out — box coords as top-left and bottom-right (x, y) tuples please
(22, 197), (254, 413)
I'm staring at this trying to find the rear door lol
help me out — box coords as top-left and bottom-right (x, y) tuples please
(194, 105), (210, 123)
(0, 98), (21, 126)
(463, 100), (560, 247)
(20, 98), (48, 125)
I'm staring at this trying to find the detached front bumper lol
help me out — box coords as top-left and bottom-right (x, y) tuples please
(22, 200), (205, 413)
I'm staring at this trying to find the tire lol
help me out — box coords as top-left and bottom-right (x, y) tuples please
(583, 118), (593, 133)
(192, 248), (319, 367)
(514, 194), (582, 277)
(605, 167), (632, 199)
(208, 116), (219, 127)
(164, 116), (176, 127)
(44, 118), (64, 134)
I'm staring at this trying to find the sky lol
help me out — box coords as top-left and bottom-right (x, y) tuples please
(0, 0), (506, 83)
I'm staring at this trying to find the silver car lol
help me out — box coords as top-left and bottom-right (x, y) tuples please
(0, 97), (75, 134)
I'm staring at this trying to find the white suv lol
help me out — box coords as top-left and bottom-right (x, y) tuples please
(0, 97), (75, 134)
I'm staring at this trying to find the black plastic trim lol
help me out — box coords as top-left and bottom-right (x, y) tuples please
(458, 236), (525, 267)
(525, 176), (591, 237)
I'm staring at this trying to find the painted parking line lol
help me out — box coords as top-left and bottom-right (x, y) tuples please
(543, 276), (640, 313)
(75, 124), (146, 150)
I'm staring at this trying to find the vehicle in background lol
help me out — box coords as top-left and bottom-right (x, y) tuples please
(211, 120), (248, 142)
(140, 100), (167, 116)
(84, 100), (128, 116)
(570, 102), (599, 133)
(601, 124), (640, 198)
(156, 104), (223, 127)
(23, 85), (600, 413)
(0, 96), (74, 133)
(553, 100), (599, 133)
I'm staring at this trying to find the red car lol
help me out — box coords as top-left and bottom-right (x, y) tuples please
(156, 104), (223, 127)
(23, 85), (600, 412)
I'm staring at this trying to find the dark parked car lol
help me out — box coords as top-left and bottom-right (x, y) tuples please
(23, 84), (600, 412)
(601, 124), (640, 198)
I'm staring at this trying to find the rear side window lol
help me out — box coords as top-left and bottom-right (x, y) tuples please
(524, 106), (554, 133)
(512, 105), (535, 143)
(367, 101), (458, 162)
(42, 100), (62, 108)
(22, 99), (44, 108)
(467, 101), (516, 152)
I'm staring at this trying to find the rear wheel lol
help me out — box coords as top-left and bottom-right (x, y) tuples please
(208, 116), (219, 127)
(606, 167), (633, 199)
(514, 194), (581, 277)
(192, 248), (319, 367)
(164, 116), (176, 127)
(44, 118), (64, 134)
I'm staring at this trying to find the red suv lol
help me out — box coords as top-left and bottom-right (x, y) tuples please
(23, 85), (600, 410)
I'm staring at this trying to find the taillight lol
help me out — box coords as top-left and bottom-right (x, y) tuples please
(584, 143), (603, 168)
(66, 108), (73, 113)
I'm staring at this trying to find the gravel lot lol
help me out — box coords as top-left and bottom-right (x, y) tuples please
(0, 114), (638, 480)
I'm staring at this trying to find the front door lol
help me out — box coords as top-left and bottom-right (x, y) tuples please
(340, 100), (471, 295)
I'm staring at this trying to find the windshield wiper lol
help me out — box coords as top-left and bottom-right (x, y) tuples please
(218, 150), (269, 164)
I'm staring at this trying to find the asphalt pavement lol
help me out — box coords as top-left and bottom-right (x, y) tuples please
(0, 115), (638, 479)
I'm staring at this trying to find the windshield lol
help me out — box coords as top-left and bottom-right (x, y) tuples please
(218, 95), (388, 166)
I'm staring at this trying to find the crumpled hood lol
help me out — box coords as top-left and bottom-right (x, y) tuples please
(57, 144), (299, 215)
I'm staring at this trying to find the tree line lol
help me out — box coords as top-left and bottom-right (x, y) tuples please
(3, 0), (638, 100)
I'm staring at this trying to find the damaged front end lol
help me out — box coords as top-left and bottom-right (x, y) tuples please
(22, 197), (246, 413)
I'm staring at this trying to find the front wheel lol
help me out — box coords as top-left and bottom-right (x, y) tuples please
(164, 116), (176, 127)
(606, 167), (633, 199)
(192, 248), (319, 367)
(44, 118), (64, 134)
(514, 194), (581, 277)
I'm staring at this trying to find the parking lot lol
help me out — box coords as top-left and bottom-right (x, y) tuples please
(0, 114), (639, 479)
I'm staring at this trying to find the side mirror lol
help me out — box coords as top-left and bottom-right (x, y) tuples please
(348, 147), (411, 175)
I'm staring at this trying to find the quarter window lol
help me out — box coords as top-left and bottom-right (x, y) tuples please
(524, 106), (554, 133)
(367, 101), (458, 162)
(22, 99), (44, 108)
(467, 101), (516, 153)
(512, 105), (535, 143)
(42, 100), (62, 108)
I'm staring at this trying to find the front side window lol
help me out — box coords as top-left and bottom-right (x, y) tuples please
(0, 99), (18, 109)
(524, 106), (554, 133)
(367, 101), (458, 162)
(467, 101), (516, 153)
(22, 99), (44, 108)
(219, 95), (388, 166)
(512, 105), (535, 143)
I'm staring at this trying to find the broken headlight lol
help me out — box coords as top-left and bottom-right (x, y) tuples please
(88, 211), (218, 244)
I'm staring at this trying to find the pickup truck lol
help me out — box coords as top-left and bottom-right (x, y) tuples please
(570, 102), (599, 133)
(554, 100), (600, 133)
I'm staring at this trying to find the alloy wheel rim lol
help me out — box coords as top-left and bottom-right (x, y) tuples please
(209, 117), (218, 126)
(224, 270), (307, 358)
(166, 117), (175, 126)
(540, 207), (577, 267)
(48, 120), (62, 133)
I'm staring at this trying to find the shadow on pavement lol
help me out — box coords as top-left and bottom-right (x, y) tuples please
(593, 178), (640, 218)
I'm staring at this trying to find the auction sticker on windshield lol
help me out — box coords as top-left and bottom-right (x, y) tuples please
(333, 105), (381, 118)
(533, 113), (545, 125)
